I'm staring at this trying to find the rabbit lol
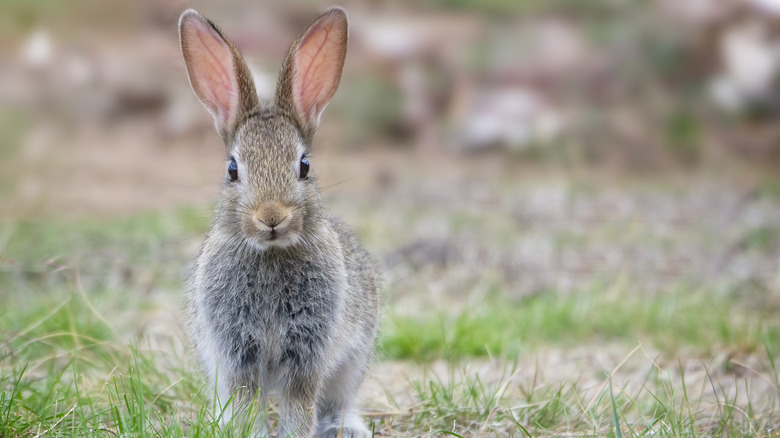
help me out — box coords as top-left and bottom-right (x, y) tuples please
(178, 7), (379, 438)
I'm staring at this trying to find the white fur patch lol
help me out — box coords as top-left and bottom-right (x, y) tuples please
(245, 234), (299, 252)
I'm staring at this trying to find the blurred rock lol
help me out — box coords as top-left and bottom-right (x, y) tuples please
(659, 0), (780, 115)
(750, 0), (780, 16)
(21, 28), (53, 69)
(709, 21), (780, 113)
(457, 87), (564, 151)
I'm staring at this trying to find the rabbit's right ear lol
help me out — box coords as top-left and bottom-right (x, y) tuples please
(179, 10), (258, 141)
(275, 7), (348, 140)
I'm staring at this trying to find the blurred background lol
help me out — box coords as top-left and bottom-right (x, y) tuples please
(2, 0), (780, 214)
(2, 0), (780, 363)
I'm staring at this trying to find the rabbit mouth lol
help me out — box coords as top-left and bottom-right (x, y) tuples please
(265, 228), (295, 244)
(240, 212), (303, 251)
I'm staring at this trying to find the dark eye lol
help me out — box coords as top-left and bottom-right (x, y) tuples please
(228, 157), (238, 182)
(299, 156), (310, 180)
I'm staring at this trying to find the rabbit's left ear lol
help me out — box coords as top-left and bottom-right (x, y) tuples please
(179, 9), (258, 142)
(275, 7), (348, 139)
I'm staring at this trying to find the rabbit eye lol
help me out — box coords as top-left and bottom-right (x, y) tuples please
(228, 158), (238, 182)
(299, 156), (310, 180)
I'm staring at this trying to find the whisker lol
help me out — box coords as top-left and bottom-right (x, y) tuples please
(318, 168), (376, 192)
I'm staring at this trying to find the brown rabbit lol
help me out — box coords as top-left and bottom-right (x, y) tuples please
(179, 7), (379, 437)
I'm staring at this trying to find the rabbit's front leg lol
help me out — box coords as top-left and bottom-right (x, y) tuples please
(277, 371), (320, 438)
(212, 361), (269, 434)
(316, 352), (372, 438)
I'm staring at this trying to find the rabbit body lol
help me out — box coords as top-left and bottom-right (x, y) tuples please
(179, 7), (378, 438)
(190, 209), (378, 437)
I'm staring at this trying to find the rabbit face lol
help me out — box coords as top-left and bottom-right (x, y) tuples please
(224, 117), (314, 250)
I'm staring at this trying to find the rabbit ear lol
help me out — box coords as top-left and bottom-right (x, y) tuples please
(179, 9), (258, 141)
(275, 7), (348, 138)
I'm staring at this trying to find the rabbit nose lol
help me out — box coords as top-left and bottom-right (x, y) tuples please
(254, 215), (287, 229)
(255, 217), (274, 228)
(253, 203), (291, 229)
(257, 216), (283, 228)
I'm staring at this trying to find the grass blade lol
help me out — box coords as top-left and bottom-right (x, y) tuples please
(609, 377), (623, 438)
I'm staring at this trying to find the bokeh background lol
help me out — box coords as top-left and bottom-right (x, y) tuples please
(2, 0), (780, 435)
(3, 0), (780, 216)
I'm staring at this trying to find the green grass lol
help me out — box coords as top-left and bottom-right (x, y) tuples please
(382, 283), (780, 360)
(1, 336), (221, 437)
(1, 206), (208, 264)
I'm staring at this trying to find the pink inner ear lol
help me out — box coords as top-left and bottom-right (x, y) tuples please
(294, 16), (346, 125)
(181, 15), (239, 130)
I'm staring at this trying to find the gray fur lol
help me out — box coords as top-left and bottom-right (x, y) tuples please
(179, 8), (378, 438)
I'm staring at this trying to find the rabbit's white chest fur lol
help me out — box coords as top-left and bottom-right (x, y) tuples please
(190, 228), (349, 391)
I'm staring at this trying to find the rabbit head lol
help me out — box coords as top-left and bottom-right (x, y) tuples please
(179, 8), (348, 251)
